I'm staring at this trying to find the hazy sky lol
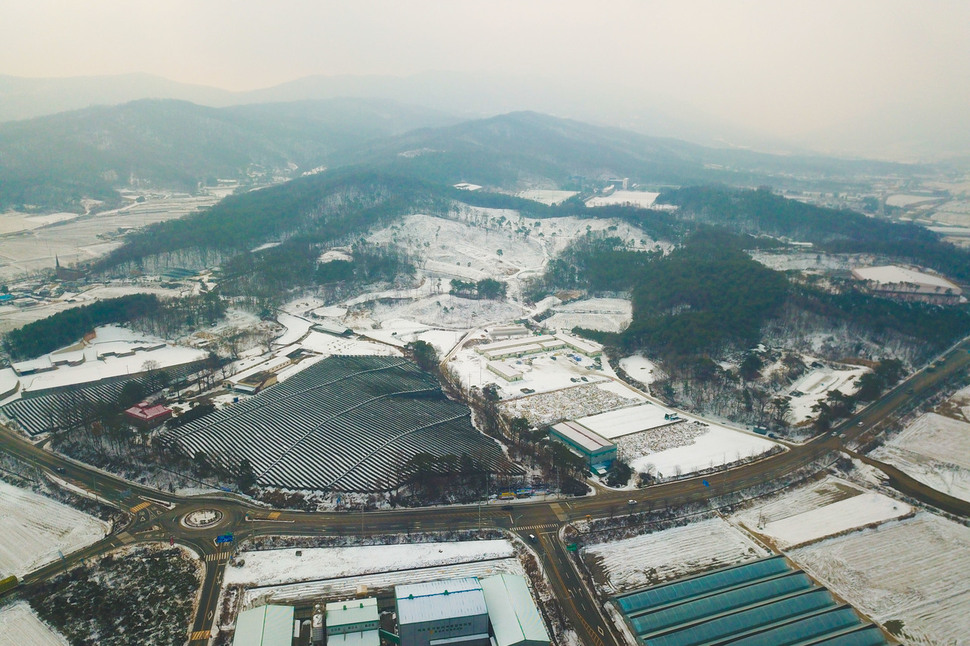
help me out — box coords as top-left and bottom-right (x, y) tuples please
(2, 0), (968, 156)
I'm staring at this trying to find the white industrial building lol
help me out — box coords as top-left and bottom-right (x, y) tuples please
(574, 403), (681, 440)
(479, 574), (550, 646)
(488, 325), (530, 341)
(395, 578), (490, 646)
(326, 597), (380, 646)
(233, 604), (295, 646)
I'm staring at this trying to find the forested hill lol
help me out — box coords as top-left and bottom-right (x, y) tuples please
(329, 111), (915, 191)
(0, 98), (455, 212)
(660, 186), (970, 283)
(94, 170), (446, 271)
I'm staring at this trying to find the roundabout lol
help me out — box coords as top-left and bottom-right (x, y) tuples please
(180, 509), (224, 530)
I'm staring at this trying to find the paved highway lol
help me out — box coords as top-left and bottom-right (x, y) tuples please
(2, 337), (969, 645)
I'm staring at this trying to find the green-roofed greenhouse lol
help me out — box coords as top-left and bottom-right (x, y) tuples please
(613, 556), (888, 646)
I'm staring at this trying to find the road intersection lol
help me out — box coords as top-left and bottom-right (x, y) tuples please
(2, 338), (969, 645)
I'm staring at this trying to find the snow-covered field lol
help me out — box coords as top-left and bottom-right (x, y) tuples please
(583, 516), (770, 593)
(790, 512), (970, 645)
(0, 601), (68, 646)
(786, 365), (868, 424)
(515, 189), (578, 205)
(626, 419), (778, 479)
(0, 192), (225, 282)
(227, 540), (523, 608)
(543, 298), (632, 334)
(734, 476), (912, 548)
(0, 480), (109, 578)
(871, 412), (970, 503)
(619, 355), (660, 385)
(585, 191), (660, 208)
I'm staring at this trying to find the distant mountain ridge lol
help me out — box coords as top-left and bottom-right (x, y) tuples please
(0, 97), (457, 212)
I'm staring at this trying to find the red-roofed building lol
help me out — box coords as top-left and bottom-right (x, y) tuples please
(125, 401), (173, 428)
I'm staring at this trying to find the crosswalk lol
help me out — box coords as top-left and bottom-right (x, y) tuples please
(129, 501), (151, 514)
(514, 523), (558, 531)
(188, 629), (211, 641)
(204, 550), (233, 562)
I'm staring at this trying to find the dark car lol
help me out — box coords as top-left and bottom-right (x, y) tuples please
(54, 467), (66, 474)
(501, 504), (514, 511)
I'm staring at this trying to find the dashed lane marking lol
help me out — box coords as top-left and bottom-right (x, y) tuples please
(129, 501), (151, 513)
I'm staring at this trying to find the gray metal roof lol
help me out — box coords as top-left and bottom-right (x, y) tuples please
(480, 574), (550, 646)
(233, 605), (294, 646)
(396, 577), (487, 625)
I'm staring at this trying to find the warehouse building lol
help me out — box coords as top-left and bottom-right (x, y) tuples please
(233, 604), (295, 646)
(479, 574), (550, 646)
(326, 597), (379, 646)
(549, 420), (617, 469)
(396, 577), (490, 646)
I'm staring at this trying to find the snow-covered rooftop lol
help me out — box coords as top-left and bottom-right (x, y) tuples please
(576, 403), (677, 440)
(395, 577), (487, 625)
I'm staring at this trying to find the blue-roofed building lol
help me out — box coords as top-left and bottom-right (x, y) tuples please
(395, 577), (490, 646)
(613, 556), (888, 646)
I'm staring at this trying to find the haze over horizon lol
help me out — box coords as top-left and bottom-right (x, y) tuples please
(2, 0), (968, 160)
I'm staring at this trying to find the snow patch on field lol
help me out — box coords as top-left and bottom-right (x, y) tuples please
(585, 191), (660, 208)
(0, 601), (69, 646)
(757, 492), (911, 549)
(786, 365), (868, 424)
(225, 539), (514, 587)
(619, 355), (660, 385)
(627, 420), (778, 478)
(871, 412), (970, 503)
(227, 540), (523, 608)
(544, 298), (632, 333)
(0, 480), (109, 578)
(516, 189), (578, 205)
(790, 513), (970, 645)
(583, 517), (769, 593)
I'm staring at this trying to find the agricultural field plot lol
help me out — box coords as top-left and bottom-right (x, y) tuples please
(0, 480), (109, 578)
(790, 512), (970, 645)
(733, 476), (865, 529)
(619, 355), (661, 386)
(161, 355), (511, 491)
(582, 516), (770, 594)
(585, 190), (660, 208)
(0, 284), (193, 335)
(542, 297), (632, 333)
(625, 419), (778, 479)
(0, 192), (222, 282)
(0, 601), (68, 646)
(224, 540), (522, 609)
(785, 365), (868, 424)
(870, 412), (970, 503)
(515, 189), (579, 205)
